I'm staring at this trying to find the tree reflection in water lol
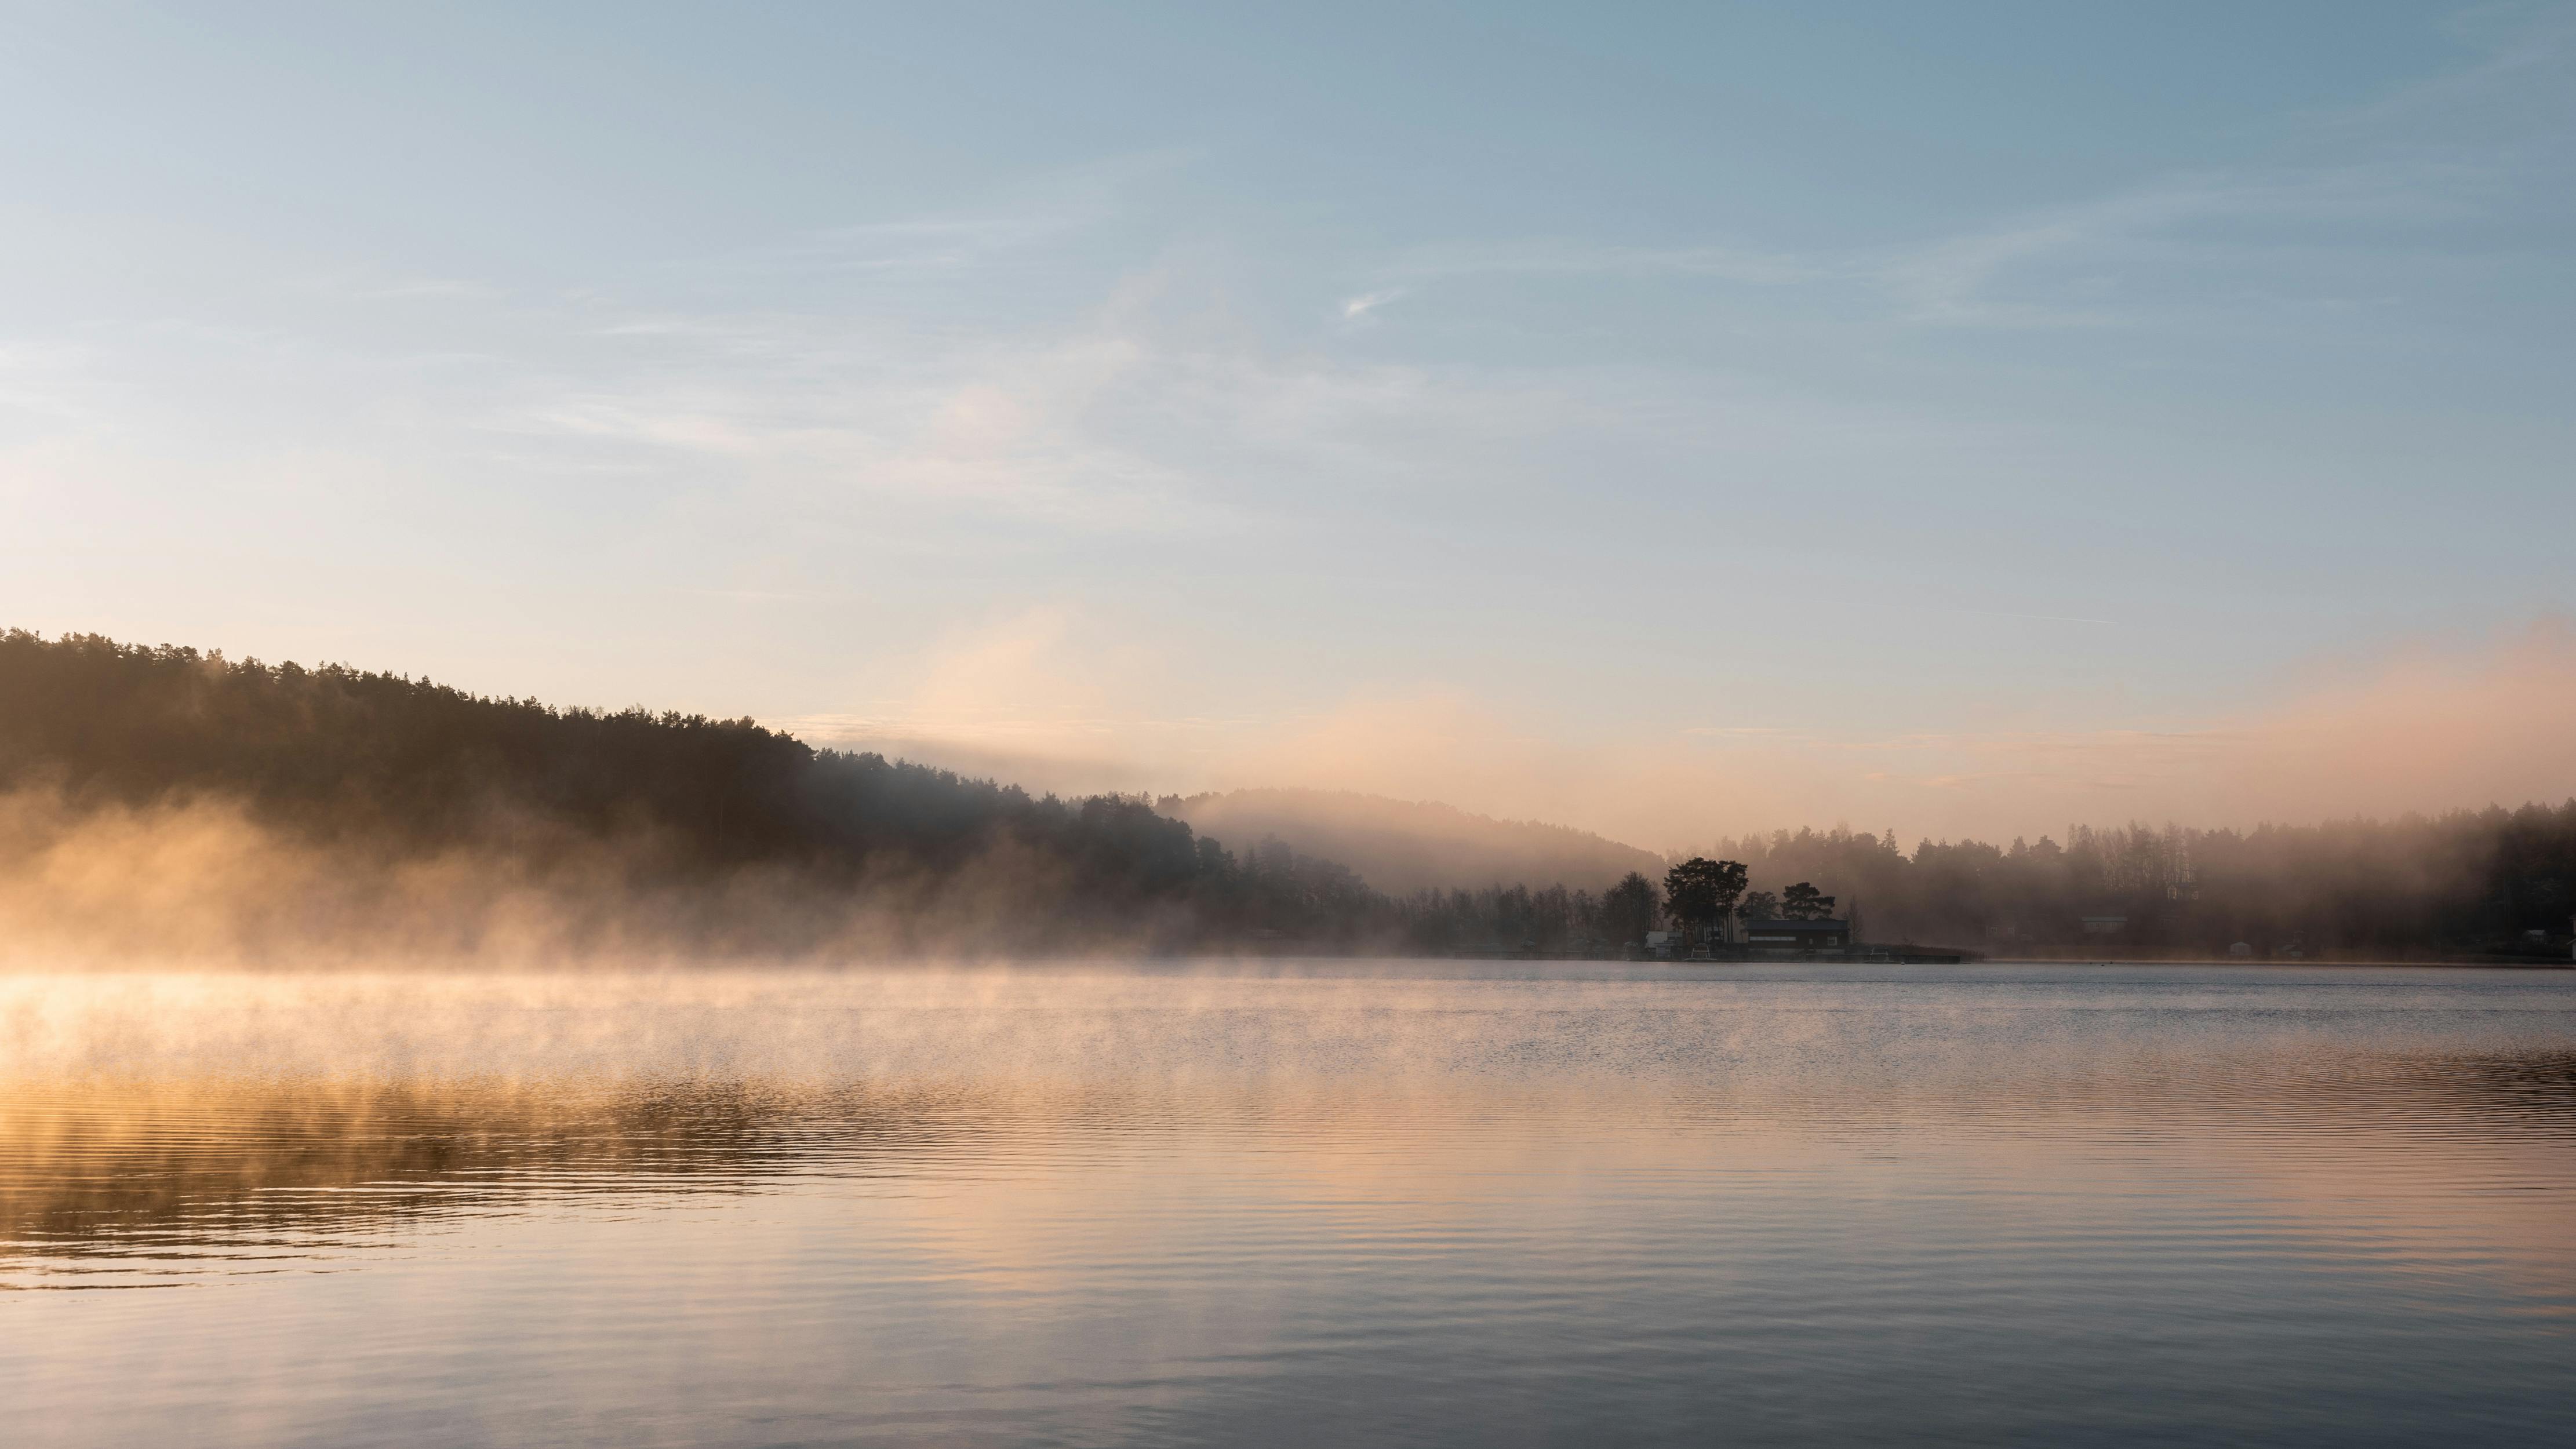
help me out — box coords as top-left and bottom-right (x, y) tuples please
(0, 1079), (1012, 1283)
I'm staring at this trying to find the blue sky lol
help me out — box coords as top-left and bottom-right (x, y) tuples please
(5, 2), (2572, 844)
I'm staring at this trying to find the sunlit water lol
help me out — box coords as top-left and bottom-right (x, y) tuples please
(3, 962), (2573, 1446)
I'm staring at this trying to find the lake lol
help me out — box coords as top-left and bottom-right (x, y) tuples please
(4, 962), (2573, 1446)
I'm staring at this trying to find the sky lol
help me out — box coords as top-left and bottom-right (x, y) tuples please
(4, 2), (2572, 849)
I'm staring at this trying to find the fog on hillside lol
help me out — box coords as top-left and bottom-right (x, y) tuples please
(1162, 788), (1666, 895)
(0, 631), (1388, 964)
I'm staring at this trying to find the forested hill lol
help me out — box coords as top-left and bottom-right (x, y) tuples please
(1163, 788), (1666, 894)
(5, 631), (2571, 963)
(0, 631), (1385, 955)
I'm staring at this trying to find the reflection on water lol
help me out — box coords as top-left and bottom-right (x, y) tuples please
(3, 963), (2573, 1446)
(2, 1080), (931, 1282)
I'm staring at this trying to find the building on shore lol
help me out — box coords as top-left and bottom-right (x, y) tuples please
(1743, 918), (1853, 959)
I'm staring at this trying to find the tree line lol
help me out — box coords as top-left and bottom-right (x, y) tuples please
(0, 631), (1379, 954)
(1384, 816), (2575, 960)
(4, 629), (2570, 961)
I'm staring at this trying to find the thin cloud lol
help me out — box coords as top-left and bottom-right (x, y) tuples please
(1388, 239), (1825, 286)
(1341, 288), (1406, 322)
(1377, 13), (2574, 333)
(1955, 607), (2120, 627)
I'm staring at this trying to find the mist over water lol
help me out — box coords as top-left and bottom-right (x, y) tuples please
(5, 962), (2574, 1446)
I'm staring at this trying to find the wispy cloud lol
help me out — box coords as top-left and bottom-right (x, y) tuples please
(1386, 238), (1824, 287)
(1952, 608), (2120, 628)
(1365, 13), (2576, 332)
(298, 271), (508, 303)
(1340, 287), (1405, 323)
(1378, 152), (2529, 332)
(673, 147), (1200, 281)
(710, 214), (1088, 276)
(9, 12), (2570, 803)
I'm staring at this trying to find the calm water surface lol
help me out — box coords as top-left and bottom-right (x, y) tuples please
(3, 962), (2573, 1446)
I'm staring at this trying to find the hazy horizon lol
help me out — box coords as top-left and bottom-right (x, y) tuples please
(17, 621), (2576, 863)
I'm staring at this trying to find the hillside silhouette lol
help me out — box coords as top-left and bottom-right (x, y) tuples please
(1161, 788), (1667, 894)
(0, 631), (1383, 959)
(3, 629), (2570, 964)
